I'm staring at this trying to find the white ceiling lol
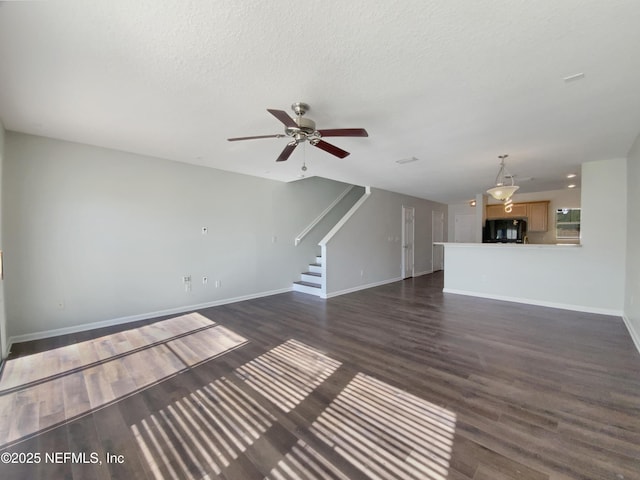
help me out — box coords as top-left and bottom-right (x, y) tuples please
(1, 0), (640, 204)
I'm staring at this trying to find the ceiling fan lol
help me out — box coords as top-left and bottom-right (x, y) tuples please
(227, 102), (368, 162)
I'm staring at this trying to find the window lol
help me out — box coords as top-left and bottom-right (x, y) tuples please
(556, 208), (581, 239)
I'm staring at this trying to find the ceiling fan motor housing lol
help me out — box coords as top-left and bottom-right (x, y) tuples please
(285, 117), (319, 143)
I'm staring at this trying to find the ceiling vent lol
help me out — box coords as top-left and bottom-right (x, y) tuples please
(396, 156), (419, 165)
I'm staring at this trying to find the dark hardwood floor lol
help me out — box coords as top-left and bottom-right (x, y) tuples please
(1, 272), (639, 480)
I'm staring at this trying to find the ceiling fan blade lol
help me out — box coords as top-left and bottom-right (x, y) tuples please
(267, 109), (297, 128)
(313, 140), (350, 159)
(317, 128), (368, 137)
(276, 143), (298, 162)
(227, 134), (284, 141)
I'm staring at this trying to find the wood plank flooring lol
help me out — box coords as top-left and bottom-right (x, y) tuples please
(0, 313), (248, 446)
(0, 272), (639, 480)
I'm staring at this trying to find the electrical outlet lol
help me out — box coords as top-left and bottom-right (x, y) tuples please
(202, 276), (208, 285)
(202, 227), (208, 235)
(183, 275), (191, 283)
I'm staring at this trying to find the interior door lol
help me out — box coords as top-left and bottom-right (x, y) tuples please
(402, 206), (415, 279)
(432, 211), (444, 271)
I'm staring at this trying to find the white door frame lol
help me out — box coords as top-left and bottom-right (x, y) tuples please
(402, 206), (415, 279)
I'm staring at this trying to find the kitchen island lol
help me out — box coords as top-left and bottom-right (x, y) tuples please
(434, 242), (622, 316)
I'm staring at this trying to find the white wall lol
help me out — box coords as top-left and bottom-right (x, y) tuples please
(0, 122), (6, 358)
(447, 202), (477, 242)
(443, 157), (627, 314)
(3, 132), (356, 341)
(580, 157), (627, 309)
(322, 187), (447, 296)
(625, 133), (640, 349)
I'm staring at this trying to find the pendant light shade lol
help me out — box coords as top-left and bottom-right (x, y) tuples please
(487, 154), (519, 201)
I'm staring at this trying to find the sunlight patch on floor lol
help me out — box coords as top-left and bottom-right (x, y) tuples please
(132, 376), (275, 479)
(0, 314), (247, 447)
(0, 313), (213, 391)
(310, 372), (457, 480)
(234, 339), (341, 412)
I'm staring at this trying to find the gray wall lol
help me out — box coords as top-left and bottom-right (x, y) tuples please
(323, 187), (447, 295)
(580, 158), (627, 310)
(0, 122), (6, 357)
(3, 132), (354, 340)
(626, 132), (640, 348)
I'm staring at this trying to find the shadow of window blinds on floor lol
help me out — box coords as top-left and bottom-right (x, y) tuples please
(131, 376), (275, 478)
(234, 339), (341, 412)
(310, 372), (456, 480)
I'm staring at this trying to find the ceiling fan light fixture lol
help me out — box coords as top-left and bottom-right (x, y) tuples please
(487, 185), (520, 201)
(487, 154), (519, 201)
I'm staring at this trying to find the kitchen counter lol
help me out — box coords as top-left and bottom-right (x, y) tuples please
(434, 242), (581, 248)
(433, 241), (619, 315)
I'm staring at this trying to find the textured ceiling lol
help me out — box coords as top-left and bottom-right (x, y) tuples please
(1, 0), (640, 204)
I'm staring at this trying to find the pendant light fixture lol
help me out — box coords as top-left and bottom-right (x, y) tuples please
(487, 154), (519, 201)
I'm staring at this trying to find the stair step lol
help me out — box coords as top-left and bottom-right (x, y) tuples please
(308, 263), (322, 274)
(315, 256), (322, 264)
(292, 280), (322, 297)
(302, 271), (321, 277)
(301, 272), (321, 283)
(293, 280), (321, 288)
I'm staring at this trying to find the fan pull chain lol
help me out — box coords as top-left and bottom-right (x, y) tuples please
(301, 142), (308, 173)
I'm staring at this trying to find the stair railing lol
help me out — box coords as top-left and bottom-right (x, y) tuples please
(294, 185), (354, 246)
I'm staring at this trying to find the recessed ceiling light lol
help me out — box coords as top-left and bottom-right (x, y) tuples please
(567, 173), (577, 178)
(568, 184), (576, 188)
(563, 72), (585, 82)
(396, 156), (419, 165)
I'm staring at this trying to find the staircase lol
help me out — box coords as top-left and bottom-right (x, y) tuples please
(292, 254), (323, 296)
(290, 184), (366, 298)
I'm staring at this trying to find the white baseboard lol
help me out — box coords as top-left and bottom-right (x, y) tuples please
(323, 277), (403, 299)
(413, 270), (433, 277)
(622, 314), (640, 355)
(6, 287), (292, 352)
(442, 288), (624, 317)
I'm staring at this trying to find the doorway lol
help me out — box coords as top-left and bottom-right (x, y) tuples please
(402, 206), (415, 279)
